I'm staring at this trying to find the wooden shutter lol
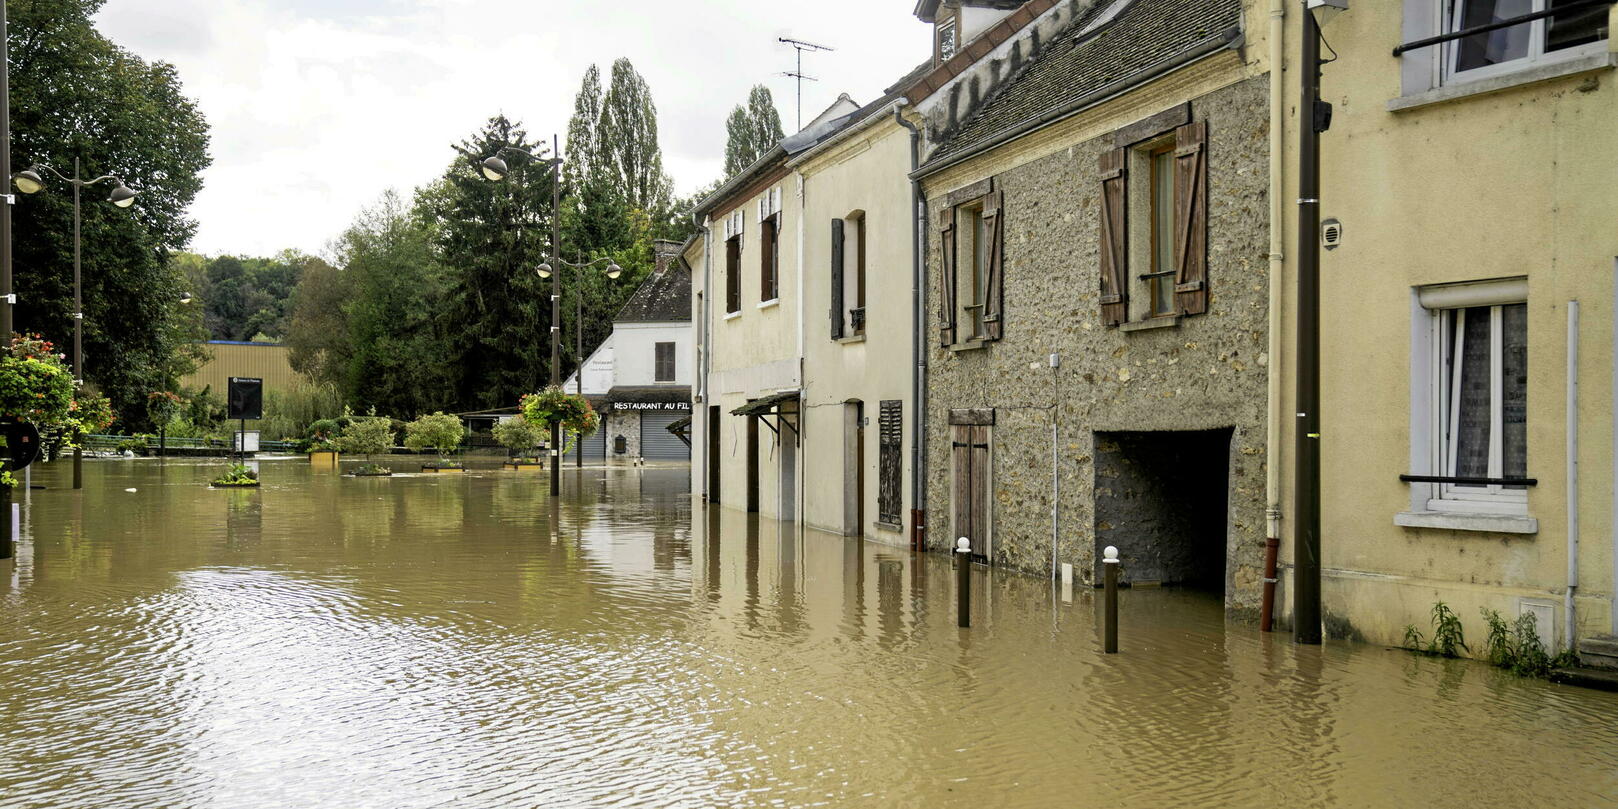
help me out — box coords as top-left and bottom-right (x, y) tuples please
(982, 190), (1005, 341)
(939, 217), (957, 347)
(1173, 121), (1208, 316)
(760, 215), (776, 301)
(1098, 148), (1128, 327)
(878, 400), (902, 525)
(830, 218), (845, 339)
(726, 237), (741, 313)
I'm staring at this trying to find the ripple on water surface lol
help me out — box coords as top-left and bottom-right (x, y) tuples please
(0, 458), (1615, 808)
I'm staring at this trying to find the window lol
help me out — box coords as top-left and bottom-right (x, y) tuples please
(1099, 120), (1207, 327)
(1147, 143), (1177, 318)
(878, 400), (902, 525)
(655, 342), (676, 382)
(1446, 0), (1607, 81)
(937, 185), (1003, 346)
(761, 213), (780, 302)
(1432, 302), (1528, 511)
(725, 236), (741, 314)
(832, 211), (867, 340)
(938, 18), (959, 61)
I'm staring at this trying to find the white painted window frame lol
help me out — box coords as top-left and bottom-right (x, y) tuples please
(1410, 277), (1530, 517)
(1404, 0), (1609, 92)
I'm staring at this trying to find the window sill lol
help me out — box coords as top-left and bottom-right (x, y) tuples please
(1394, 510), (1539, 535)
(1119, 315), (1181, 333)
(724, 311), (741, 321)
(1389, 53), (1616, 113)
(948, 339), (989, 353)
(757, 299), (780, 310)
(838, 333), (866, 345)
(873, 520), (904, 534)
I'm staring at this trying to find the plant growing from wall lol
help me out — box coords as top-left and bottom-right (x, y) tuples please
(404, 412), (465, 466)
(520, 388), (598, 457)
(1479, 608), (1576, 677)
(492, 415), (543, 460)
(1402, 601), (1468, 658)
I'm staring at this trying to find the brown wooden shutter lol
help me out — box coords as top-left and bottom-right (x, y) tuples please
(726, 237), (741, 314)
(982, 190), (1005, 341)
(1173, 121), (1208, 316)
(951, 423), (990, 557)
(939, 217), (957, 347)
(1098, 148), (1128, 327)
(760, 215), (775, 302)
(830, 218), (845, 339)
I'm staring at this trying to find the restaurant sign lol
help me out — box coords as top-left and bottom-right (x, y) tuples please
(613, 401), (692, 412)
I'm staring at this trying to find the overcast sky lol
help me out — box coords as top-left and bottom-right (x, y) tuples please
(92, 0), (931, 258)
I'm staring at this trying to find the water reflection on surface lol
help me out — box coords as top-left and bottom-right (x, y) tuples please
(0, 459), (1615, 808)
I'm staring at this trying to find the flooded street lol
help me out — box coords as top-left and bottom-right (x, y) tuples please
(0, 459), (1615, 808)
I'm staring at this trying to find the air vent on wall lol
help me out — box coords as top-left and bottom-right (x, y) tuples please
(1321, 218), (1343, 250)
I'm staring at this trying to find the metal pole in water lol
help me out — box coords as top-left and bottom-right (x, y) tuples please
(1103, 545), (1120, 653)
(956, 536), (971, 628)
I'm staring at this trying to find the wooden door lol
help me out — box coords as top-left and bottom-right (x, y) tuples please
(746, 411), (760, 513)
(952, 424), (990, 560)
(707, 405), (721, 505)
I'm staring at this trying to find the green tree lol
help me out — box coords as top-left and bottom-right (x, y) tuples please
(563, 64), (604, 194)
(597, 58), (672, 216)
(723, 85), (785, 178)
(403, 412), (464, 460)
(285, 253), (352, 389)
(491, 415), (542, 458)
(10, 0), (211, 429)
(336, 417), (394, 459)
(418, 117), (557, 410)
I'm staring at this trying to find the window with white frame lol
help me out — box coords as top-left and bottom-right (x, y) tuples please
(1420, 281), (1529, 514)
(1441, 0), (1608, 84)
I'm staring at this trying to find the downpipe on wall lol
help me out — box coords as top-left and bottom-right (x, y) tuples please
(1566, 299), (1579, 651)
(1261, 0), (1287, 632)
(894, 103), (929, 553)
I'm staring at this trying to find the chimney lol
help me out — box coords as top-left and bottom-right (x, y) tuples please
(652, 239), (682, 275)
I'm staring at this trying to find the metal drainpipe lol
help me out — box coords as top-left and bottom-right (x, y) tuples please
(894, 104), (927, 552)
(1566, 299), (1580, 651)
(1260, 0), (1287, 633)
(701, 216), (714, 503)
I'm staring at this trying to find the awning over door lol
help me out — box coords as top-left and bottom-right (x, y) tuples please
(666, 415), (692, 447)
(730, 390), (800, 443)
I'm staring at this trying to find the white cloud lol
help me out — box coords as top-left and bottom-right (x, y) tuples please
(93, 0), (930, 257)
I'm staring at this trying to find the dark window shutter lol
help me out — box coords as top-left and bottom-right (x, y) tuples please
(878, 400), (902, 525)
(982, 190), (1005, 341)
(760, 215), (776, 302)
(1098, 148), (1127, 327)
(830, 218), (845, 339)
(726, 237), (741, 314)
(939, 217), (957, 347)
(1173, 121), (1208, 316)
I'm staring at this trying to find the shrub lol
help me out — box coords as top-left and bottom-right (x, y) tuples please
(404, 412), (464, 458)
(259, 382), (344, 441)
(1481, 608), (1557, 677)
(210, 463), (259, 487)
(336, 417), (394, 457)
(492, 416), (543, 457)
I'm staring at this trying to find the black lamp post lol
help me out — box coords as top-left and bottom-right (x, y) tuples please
(481, 140), (565, 495)
(14, 160), (137, 491)
(539, 256), (622, 468)
(1294, 0), (1345, 645)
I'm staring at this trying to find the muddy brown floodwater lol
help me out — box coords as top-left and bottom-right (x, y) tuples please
(0, 458), (1615, 808)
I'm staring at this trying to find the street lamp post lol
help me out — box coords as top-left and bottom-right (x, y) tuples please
(481, 139), (565, 495)
(538, 256), (622, 468)
(13, 160), (137, 491)
(1294, 0), (1345, 645)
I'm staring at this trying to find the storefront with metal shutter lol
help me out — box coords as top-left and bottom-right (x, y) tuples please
(567, 427), (606, 462)
(639, 411), (691, 461)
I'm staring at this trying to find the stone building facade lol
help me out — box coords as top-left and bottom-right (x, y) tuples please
(916, 0), (1275, 612)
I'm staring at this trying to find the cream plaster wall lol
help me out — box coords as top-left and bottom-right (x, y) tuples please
(701, 176), (804, 520)
(795, 119), (918, 543)
(1272, 3), (1618, 649)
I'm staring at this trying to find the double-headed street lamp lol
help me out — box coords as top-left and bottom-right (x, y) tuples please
(481, 140), (566, 495)
(14, 160), (137, 491)
(540, 256), (622, 468)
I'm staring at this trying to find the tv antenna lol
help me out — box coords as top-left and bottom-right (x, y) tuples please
(778, 37), (834, 130)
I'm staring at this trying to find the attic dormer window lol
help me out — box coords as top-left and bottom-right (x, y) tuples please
(938, 18), (959, 60)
